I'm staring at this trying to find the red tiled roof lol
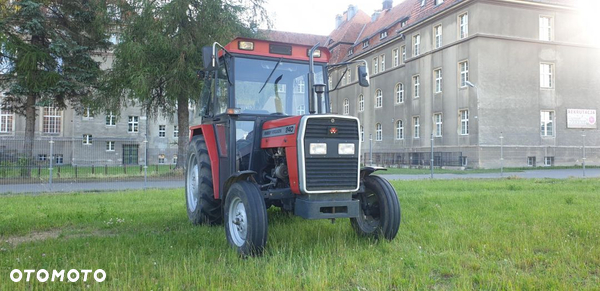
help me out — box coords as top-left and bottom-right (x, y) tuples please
(260, 30), (328, 47)
(328, 10), (371, 45)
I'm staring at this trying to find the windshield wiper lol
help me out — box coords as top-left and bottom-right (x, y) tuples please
(259, 58), (283, 93)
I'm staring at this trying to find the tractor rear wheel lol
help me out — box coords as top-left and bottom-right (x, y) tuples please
(351, 175), (401, 240)
(224, 181), (268, 256)
(185, 135), (222, 225)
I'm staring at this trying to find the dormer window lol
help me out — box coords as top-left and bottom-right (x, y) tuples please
(348, 48), (354, 56)
(435, 0), (443, 5)
(380, 31), (388, 39)
(421, 0), (426, 7)
(362, 40), (369, 48)
(401, 20), (407, 27)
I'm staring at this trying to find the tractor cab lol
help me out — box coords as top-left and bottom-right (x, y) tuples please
(186, 38), (400, 256)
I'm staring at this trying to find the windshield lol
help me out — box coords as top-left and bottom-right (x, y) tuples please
(234, 57), (325, 115)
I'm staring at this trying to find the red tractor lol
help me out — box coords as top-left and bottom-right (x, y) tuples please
(186, 37), (400, 256)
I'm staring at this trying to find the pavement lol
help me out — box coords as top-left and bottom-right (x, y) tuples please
(1, 168), (598, 194)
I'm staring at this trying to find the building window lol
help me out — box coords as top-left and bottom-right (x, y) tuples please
(294, 78), (305, 93)
(173, 125), (179, 138)
(413, 34), (420, 56)
(342, 73), (347, 86)
(362, 40), (369, 48)
(380, 54), (385, 72)
(343, 99), (350, 115)
(348, 48), (354, 56)
(434, 68), (443, 93)
(413, 117), (420, 139)
(527, 156), (536, 167)
(540, 63), (554, 88)
(106, 112), (116, 126)
(435, 0), (444, 5)
(375, 89), (383, 108)
(539, 16), (553, 41)
(38, 154), (47, 161)
(401, 46), (406, 62)
(459, 61), (469, 87)
(158, 154), (165, 164)
(393, 48), (399, 67)
(173, 155), (178, 164)
(540, 110), (554, 137)
(401, 20), (407, 27)
(83, 134), (92, 145)
(413, 75), (420, 98)
(83, 107), (93, 119)
(347, 69), (352, 84)
(434, 25), (443, 48)
(358, 95), (364, 112)
(158, 125), (166, 137)
(396, 83), (404, 103)
(459, 13), (468, 39)
(360, 125), (364, 142)
(0, 105), (13, 133)
(376, 123), (382, 141)
(54, 154), (63, 165)
(544, 156), (554, 166)
(380, 31), (388, 39)
(396, 120), (404, 140)
(328, 76), (332, 88)
(128, 116), (139, 133)
(373, 57), (378, 74)
(460, 110), (469, 135)
(106, 141), (115, 151)
(297, 105), (305, 115)
(43, 106), (62, 134)
(434, 113), (443, 137)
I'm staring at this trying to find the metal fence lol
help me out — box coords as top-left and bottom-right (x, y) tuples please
(362, 151), (465, 168)
(0, 138), (183, 185)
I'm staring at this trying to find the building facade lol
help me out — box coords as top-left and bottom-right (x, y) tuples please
(327, 0), (599, 168)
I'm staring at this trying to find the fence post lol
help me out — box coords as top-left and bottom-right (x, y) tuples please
(38, 165), (41, 177)
(75, 165), (78, 179)
(582, 131), (586, 177)
(49, 137), (54, 189)
(500, 133), (504, 177)
(105, 164), (108, 175)
(92, 164), (95, 175)
(124, 164), (127, 174)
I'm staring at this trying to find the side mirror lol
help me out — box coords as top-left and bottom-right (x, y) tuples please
(358, 66), (370, 87)
(202, 46), (214, 70)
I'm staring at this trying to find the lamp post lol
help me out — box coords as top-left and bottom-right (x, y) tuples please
(582, 131), (586, 177)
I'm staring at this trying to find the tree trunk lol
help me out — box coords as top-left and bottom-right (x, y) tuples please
(175, 94), (189, 169)
(22, 93), (37, 177)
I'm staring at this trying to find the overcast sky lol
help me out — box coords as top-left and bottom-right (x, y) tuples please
(265, 0), (385, 36)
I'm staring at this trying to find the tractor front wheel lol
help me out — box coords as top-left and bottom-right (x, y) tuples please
(351, 175), (401, 240)
(224, 181), (268, 256)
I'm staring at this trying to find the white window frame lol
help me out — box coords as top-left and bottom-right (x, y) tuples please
(83, 107), (93, 119)
(393, 48), (399, 67)
(82, 134), (93, 145)
(348, 48), (354, 56)
(294, 78), (305, 93)
(380, 31), (388, 39)
(0, 104), (14, 133)
(297, 105), (305, 115)
(401, 46), (407, 63)
(363, 40), (369, 48)
(544, 156), (554, 167)
(376, 123), (382, 141)
(539, 15), (553, 41)
(128, 116), (139, 133)
(106, 112), (116, 126)
(540, 63), (554, 89)
(540, 110), (555, 137)
(158, 154), (165, 164)
(413, 75), (420, 99)
(343, 99), (350, 115)
(158, 125), (166, 137)
(434, 68), (443, 93)
(413, 34), (421, 56)
(434, 113), (443, 137)
(373, 57), (379, 74)
(459, 13), (469, 39)
(396, 120), (404, 140)
(434, 24), (443, 48)
(43, 106), (62, 134)
(173, 125), (179, 138)
(347, 69), (351, 84)
(435, 0), (444, 5)
(106, 141), (115, 152)
(380, 54), (385, 72)
(460, 110), (469, 135)
(358, 95), (364, 112)
(375, 89), (383, 108)
(360, 125), (364, 142)
(396, 83), (404, 104)
(413, 117), (420, 139)
(459, 61), (469, 88)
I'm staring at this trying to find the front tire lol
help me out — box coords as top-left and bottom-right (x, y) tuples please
(351, 175), (401, 240)
(224, 181), (268, 256)
(185, 135), (222, 225)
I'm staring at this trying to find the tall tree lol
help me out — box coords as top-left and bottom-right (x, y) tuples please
(103, 0), (270, 169)
(0, 0), (109, 174)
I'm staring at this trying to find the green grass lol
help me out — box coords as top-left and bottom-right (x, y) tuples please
(1, 178), (599, 290)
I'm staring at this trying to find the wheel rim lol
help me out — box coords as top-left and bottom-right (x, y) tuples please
(228, 196), (247, 247)
(186, 154), (199, 212)
(356, 191), (381, 232)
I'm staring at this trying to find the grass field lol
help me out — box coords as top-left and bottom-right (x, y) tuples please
(1, 178), (599, 290)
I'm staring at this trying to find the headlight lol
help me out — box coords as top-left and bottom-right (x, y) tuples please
(338, 143), (355, 155)
(309, 143), (327, 155)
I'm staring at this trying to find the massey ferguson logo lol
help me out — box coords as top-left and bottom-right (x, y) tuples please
(328, 126), (338, 135)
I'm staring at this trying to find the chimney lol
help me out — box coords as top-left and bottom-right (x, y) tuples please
(335, 14), (343, 29)
(371, 10), (381, 22)
(347, 5), (357, 21)
(382, 0), (393, 10)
